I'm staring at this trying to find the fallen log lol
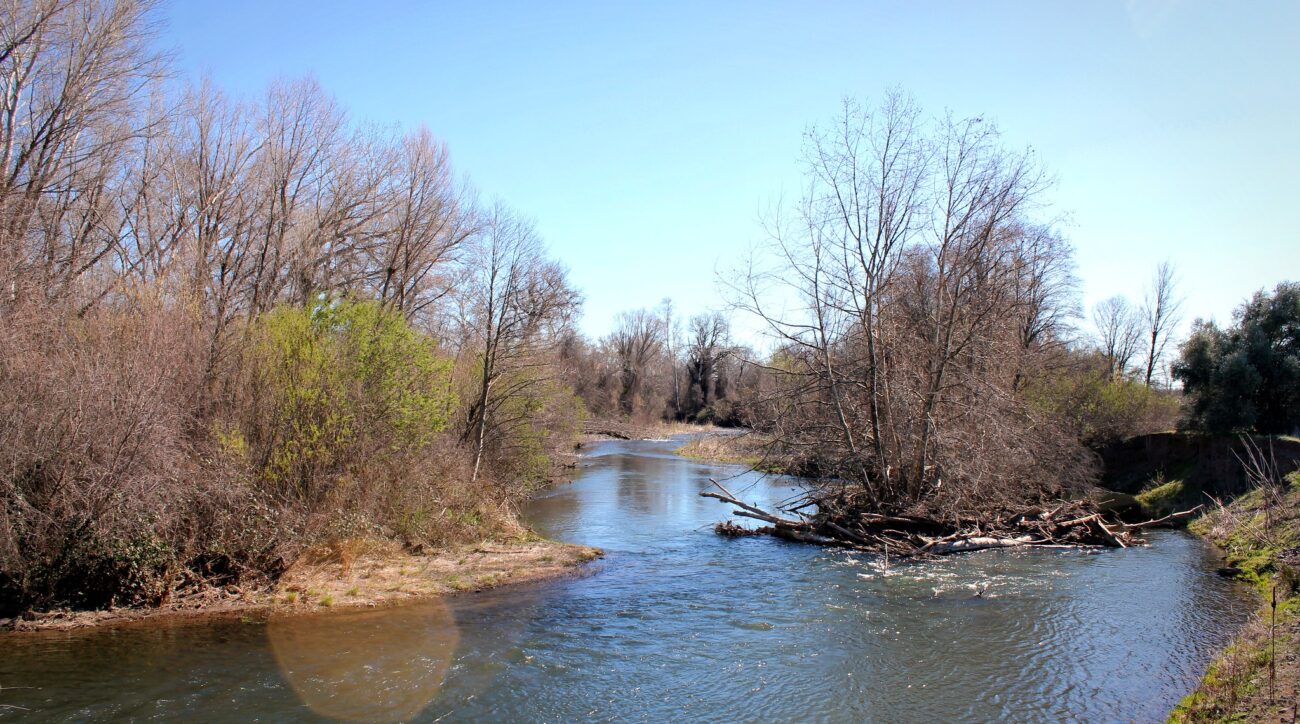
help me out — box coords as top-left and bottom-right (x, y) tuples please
(700, 493), (808, 529)
(783, 498), (820, 514)
(732, 509), (810, 527)
(823, 520), (872, 546)
(772, 528), (839, 545)
(925, 535), (1035, 555)
(1122, 505), (1205, 530)
(715, 521), (766, 537)
(918, 530), (967, 552)
(1092, 517), (1127, 548)
(700, 482), (1159, 555)
(700, 492), (796, 524)
(1056, 512), (1101, 528)
(859, 513), (925, 526)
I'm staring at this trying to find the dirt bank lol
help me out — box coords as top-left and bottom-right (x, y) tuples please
(1102, 432), (1300, 504)
(1173, 472), (1300, 722)
(0, 538), (601, 633)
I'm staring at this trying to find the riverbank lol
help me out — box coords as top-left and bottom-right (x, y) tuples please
(581, 419), (722, 444)
(1172, 471), (1300, 722)
(674, 430), (784, 471)
(0, 537), (601, 633)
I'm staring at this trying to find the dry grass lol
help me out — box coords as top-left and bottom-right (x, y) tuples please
(675, 432), (781, 471)
(650, 421), (723, 437)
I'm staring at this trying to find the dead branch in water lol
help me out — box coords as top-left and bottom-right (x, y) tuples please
(924, 536), (1035, 555)
(1121, 505), (1205, 530)
(701, 482), (1205, 557)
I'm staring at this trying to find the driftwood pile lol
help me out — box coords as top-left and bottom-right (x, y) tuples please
(701, 479), (1202, 557)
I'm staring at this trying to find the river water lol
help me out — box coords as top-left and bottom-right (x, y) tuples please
(0, 437), (1251, 722)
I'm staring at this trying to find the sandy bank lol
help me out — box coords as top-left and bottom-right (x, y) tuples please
(1, 539), (601, 633)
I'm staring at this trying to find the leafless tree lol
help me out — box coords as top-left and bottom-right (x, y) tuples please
(457, 204), (579, 481)
(1141, 260), (1182, 387)
(684, 312), (730, 417)
(607, 308), (664, 419)
(729, 94), (1083, 514)
(0, 0), (166, 307)
(0, 0), (597, 612)
(659, 297), (681, 417)
(1007, 224), (1078, 387)
(372, 127), (475, 321)
(1093, 295), (1143, 379)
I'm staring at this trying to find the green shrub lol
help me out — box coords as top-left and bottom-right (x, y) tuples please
(466, 365), (586, 492)
(237, 298), (455, 509)
(1025, 358), (1181, 447)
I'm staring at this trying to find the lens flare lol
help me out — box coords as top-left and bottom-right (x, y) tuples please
(268, 601), (459, 722)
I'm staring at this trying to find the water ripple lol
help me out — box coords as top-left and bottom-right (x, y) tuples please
(0, 437), (1253, 723)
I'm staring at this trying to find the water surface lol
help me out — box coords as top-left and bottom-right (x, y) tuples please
(0, 437), (1251, 722)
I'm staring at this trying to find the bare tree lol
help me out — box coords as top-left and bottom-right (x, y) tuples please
(684, 312), (731, 418)
(607, 308), (664, 419)
(458, 204), (579, 481)
(1093, 295), (1143, 379)
(372, 126), (476, 321)
(0, 0), (166, 307)
(659, 297), (681, 417)
(1007, 224), (1078, 388)
(729, 94), (1081, 514)
(0, 0), (596, 612)
(1141, 260), (1182, 386)
(729, 92), (930, 501)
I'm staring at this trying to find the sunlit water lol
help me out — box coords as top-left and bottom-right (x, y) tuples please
(0, 437), (1251, 722)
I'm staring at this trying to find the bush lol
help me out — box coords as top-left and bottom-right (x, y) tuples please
(486, 375), (586, 491)
(1025, 355), (1182, 448)
(0, 295), (522, 614)
(231, 298), (456, 511)
(0, 294), (210, 612)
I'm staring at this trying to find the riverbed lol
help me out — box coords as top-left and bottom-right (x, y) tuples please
(0, 436), (1251, 722)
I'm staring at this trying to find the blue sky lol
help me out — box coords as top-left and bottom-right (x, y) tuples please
(159, 0), (1298, 341)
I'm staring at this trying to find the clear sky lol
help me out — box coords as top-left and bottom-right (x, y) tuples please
(159, 0), (1298, 341)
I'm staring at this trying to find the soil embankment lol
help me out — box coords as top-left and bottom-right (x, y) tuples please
(1101, 433), (1300, 515)
(1, 539), (600, 633)
(1172, 474), (1300, 721)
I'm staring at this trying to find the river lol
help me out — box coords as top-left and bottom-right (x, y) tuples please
(0, 436), (1251, 722)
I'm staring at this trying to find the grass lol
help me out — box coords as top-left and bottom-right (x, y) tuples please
(445, 574), (472, 592)
(1173, 471), (1300, 722)
(1134, 464), (1199, 518)
(674, 432), (785, 473)
(318, 594), (334, 607)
